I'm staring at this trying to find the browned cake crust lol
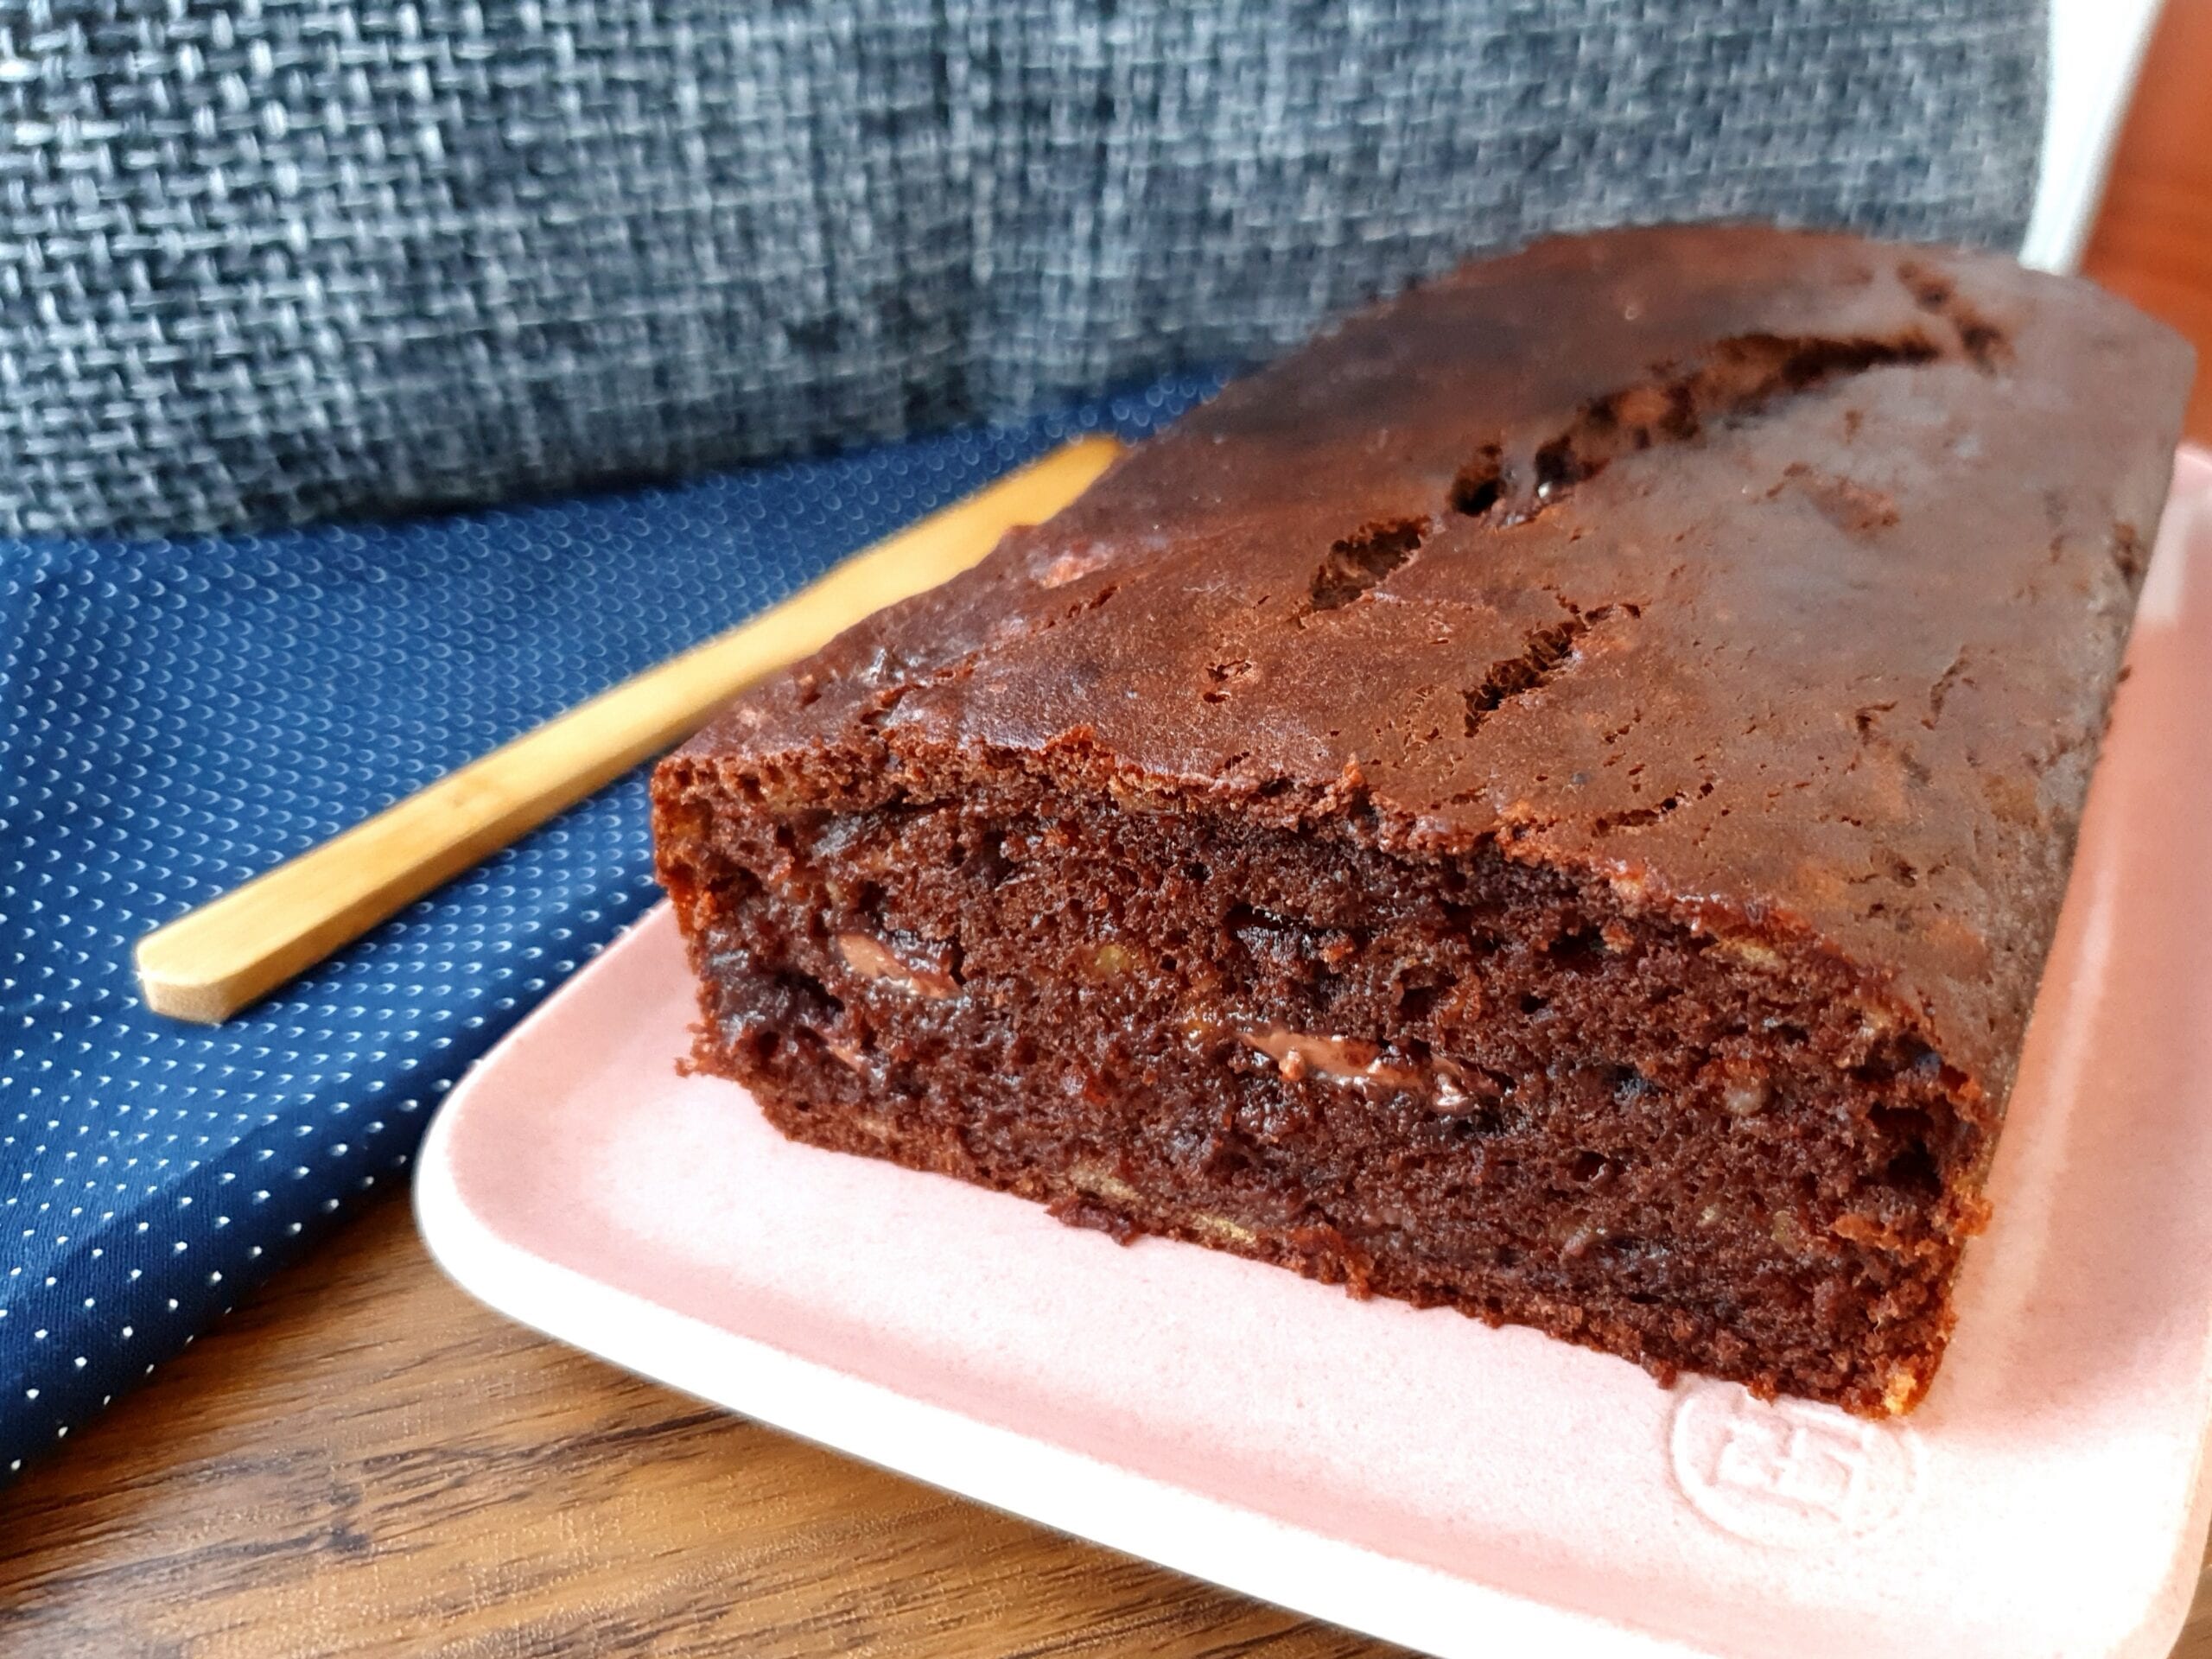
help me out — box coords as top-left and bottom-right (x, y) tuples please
(652, 226), (2193, 1415)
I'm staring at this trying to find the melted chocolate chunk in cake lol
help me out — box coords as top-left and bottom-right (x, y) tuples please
(652, 226), (2193, 1414)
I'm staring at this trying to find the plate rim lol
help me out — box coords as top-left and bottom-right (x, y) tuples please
(416, 1090), (1709, 1659)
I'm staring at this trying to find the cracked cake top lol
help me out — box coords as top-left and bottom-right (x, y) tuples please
(681, 224), (2193, 1097)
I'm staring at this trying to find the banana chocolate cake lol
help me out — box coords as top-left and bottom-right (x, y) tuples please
(651, 225), (2192, 1414)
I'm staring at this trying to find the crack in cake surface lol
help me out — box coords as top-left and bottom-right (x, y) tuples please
(1453, 330), (1948, 530)
(1305, 518), (1430, 613)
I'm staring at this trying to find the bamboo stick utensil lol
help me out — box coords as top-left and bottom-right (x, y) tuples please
(135, 436), (1123, 1024)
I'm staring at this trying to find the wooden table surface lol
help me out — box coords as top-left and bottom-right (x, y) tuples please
(0, 1198), (1403, 1659)
(0, 1193), (2205, 1659)
(9, 7), (2212, 1653)
(2082, 0), (2212, 448)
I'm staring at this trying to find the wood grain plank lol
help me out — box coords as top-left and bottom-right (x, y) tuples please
(2181, 1561), (2212, 1659)
(2082, 0), (2212, 445)
(3, 1194), (2202, 1656)
(0, 1200), (1405, 1658)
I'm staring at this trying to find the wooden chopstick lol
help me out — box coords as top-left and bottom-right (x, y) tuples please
(135, 436), (1124, 1024)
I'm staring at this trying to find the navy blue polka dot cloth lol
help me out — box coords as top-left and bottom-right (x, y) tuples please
(0, 374), (1222, 1476)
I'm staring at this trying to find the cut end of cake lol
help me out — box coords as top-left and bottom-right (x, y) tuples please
(654, 748), (2000, 1416)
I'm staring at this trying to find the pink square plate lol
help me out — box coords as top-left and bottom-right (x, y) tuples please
(418, 449), (2212, 1659)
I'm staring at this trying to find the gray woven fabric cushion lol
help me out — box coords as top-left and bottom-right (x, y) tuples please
(0, 0), (2044, 537)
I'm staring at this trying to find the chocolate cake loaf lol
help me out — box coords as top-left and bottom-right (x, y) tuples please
(652, 226), (2192, 1414)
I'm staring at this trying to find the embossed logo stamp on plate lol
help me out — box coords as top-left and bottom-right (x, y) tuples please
(1669, 1377), (1920, 1548)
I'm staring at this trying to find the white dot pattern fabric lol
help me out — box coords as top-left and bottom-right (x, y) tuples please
(0, 378), (1215, 1475)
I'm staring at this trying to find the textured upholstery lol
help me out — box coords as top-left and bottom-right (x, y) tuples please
(0, 0), (2044, 536)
